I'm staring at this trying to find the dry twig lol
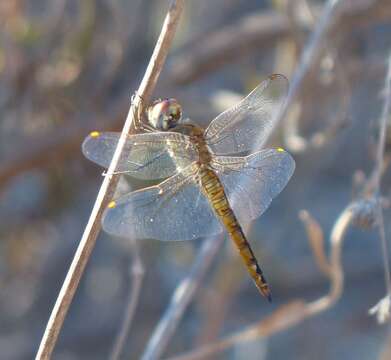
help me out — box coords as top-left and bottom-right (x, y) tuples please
(141, 234), (226, 360)
(35, 1), (184, 359)
(281, 0), (351, 154)
(367, 53), (391, 324)
(278, 0), (341, 121)
(109, 238), (145, 360)
(168, 0), (391, 85)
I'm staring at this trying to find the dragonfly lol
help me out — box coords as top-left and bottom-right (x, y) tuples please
(82, 74), (295, 301)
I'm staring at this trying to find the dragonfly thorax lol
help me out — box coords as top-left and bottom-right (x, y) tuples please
(169, 122), (212, 164)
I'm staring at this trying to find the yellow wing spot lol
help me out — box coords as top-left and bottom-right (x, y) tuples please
(90, 131), (100, 138)
(277, 147), (285, 152)
(108, 200), (116, 209)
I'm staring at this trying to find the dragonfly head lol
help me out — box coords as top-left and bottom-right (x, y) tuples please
(147, 98), (182, 131)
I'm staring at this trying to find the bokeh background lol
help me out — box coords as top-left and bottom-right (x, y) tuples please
(1, 0), (391, 359)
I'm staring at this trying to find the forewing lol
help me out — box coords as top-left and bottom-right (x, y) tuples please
(102, 166), (223, 241)
(205, 74), (288, 155)
(212, 149), (295, 225)
(82, 131), (197, 180)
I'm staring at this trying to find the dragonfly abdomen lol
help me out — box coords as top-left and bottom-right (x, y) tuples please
(200, 167), (272, 301)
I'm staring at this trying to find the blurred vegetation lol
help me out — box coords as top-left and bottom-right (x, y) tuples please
(1, 0), (391, 359)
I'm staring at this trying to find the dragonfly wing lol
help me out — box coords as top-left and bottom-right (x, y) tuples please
(82, 131), (197, 180)
(103, 166), (223, 241)
(204, 74), (288, 155)
(212, 149), (295, 225)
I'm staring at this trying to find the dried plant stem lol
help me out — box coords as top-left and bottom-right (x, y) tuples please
(283, 0), (350, 153)
(373, 54), (391, 191)
(109, 239), (145, 360)
(281, 0), (342, 152)
(304, 205), (352, 314)
(279, 0), (341, 121)
(35, 1), (184, 359)
(165, 204), (355, 360)
(377, 208), (391, 295)
(141, 234), (226, 360)
(169, 1), (391, 85)
(375, 54), (391, 295)
(299, 210), (330, 276)
(165, 301), (308, 360)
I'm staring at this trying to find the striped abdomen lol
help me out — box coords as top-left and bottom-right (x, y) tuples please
(199, 166), (272, 301)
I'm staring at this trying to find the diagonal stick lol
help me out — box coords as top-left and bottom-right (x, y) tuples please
(35, 1), (184, 359)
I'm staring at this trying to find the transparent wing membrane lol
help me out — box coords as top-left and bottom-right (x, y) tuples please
(212, 149), (295, 225)
(82, 131), (197, 180)
(102, 166), (223, 241)
(82, 79), (295, 244)
(205, 74), (288, 155)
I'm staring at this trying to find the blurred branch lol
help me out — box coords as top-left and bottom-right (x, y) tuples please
(368, 54), (391, 196)
(367, 53), (391, 324)
(141, 234), (226, 360)
(278, 0), (341, 121)
(282, 0), (351, 154)
(0, 97), (128, 188)
(0, 0), (90, 112)
(380, 329), (391, 360)
(165, 202), (362, 360)
(299, 210), (331, 277)
(375, 54), (391, 294)
(109, 238), (144, 360)
(194, 245), (246, 349)
(0, 2), (388, 189)
(35, 1), (184, 359)
(168, 0), (391, 85)
(165, 301), (307, 360)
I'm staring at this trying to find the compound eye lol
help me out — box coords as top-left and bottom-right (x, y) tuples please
(147, 98), (183, 131)
(167, 100), (182, 124)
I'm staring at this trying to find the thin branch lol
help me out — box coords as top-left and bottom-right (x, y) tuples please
(373, 53), (391, 193)
(141, 234), (226, 360)
(305, 204), (353, 314)
(35, 1), (184, 359)
(380, 329), (391, 360)
(363, 54), (391, 325)
(299, 210), (331, 277)
(168, 0), (391, 85)
(369, 54), (391, 322)
(109, 238), (145, 360)
(378, 208), (391, 295)
(282, 0), (351, 154)
(375, 52), (391, 290)
(165, 301), (308, 360)
(278, 0), (341, 121)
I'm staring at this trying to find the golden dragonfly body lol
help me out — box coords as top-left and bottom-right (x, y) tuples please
(82, 74), (295, 301)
